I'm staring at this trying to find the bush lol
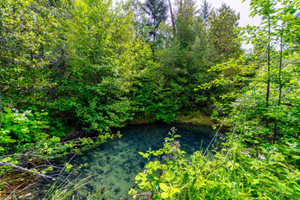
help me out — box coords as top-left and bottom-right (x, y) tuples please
(131, 131), (300, 199)
(0, 107), (49, 156)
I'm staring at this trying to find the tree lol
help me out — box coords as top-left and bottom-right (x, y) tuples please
(0, 0), (58, 104)
(156, 0), (214, 110)
(200, 0), (212, 24)
(167, 0), (176, 35)
(208, 3), (242, 63)
(44, 0), (155, 132)
(130, 0), (149, 40)
(176, 0), (197, 48)
(200, 0), (300, 140)
(244, 0), (300, 136)
(143, 0), (168, 42)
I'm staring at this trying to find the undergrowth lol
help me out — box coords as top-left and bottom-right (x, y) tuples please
(130, 128), (300, 199)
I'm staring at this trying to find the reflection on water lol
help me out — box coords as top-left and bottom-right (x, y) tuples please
(37, 124), (214, 199)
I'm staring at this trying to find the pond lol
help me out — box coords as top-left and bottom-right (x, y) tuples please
(34, 124), (215, 199)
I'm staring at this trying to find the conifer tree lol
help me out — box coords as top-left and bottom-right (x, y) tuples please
(176, 0), (197, 48)
(200, 0), (212, 24)
(208, 3), (242, 63)
(143, 0), (168, 41)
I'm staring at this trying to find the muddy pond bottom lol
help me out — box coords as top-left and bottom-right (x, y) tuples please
(36, 124), (215, 199)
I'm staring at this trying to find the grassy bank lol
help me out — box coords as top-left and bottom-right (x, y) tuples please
(176, 111), (213, 126)
(128, 111), (213, 126)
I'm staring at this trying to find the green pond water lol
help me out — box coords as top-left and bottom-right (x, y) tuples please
(35, 124), (215, 199)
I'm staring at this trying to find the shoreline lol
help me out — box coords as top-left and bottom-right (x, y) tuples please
(0, 112), (215, 199)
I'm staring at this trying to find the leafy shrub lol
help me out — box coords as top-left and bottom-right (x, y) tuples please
(0, 107), (49, 155)
(131, 131), (300, 199)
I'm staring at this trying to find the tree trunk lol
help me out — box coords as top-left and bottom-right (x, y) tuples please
(168, 0), (176, 35)
(266, 15), (271, 107)
(278, 27), (283, 106)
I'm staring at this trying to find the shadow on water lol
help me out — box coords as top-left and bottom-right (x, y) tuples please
(34, 124), (215, 199)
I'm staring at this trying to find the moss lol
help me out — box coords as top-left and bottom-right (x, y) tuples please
(176, 111), (213, 126)
(127, 117), (153, 125)
(129, 111), (213, 126)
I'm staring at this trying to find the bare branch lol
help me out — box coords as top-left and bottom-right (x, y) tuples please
(0, 161), (54, 179)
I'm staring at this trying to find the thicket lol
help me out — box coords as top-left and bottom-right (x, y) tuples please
(130, 0), (300, 199)
(0, 0), (299, 199)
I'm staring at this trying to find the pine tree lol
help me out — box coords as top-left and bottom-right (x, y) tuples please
(208, 3), (242, 63)
(143, 0), (168, 42)
(200, 0), (211, 24)
(176, 0), (197, 48)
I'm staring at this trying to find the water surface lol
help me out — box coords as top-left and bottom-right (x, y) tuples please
(38, 124), (214, 199)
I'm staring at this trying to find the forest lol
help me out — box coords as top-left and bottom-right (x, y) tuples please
(0, 0), (299, 199)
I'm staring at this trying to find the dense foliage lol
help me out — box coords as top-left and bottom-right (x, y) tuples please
(130, 0), (300, 199)
(130, 130), (299, 199)
(0, 0), (299, 198)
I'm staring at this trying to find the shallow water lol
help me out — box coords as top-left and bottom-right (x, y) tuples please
(36, 124), (214, 199)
